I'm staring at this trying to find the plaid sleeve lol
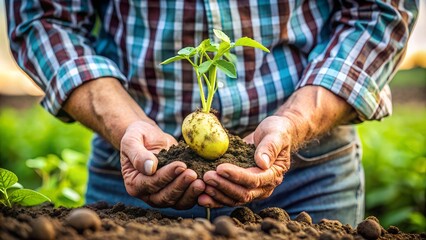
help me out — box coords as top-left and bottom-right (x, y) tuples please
(6, 0), (127, 121)
(297, 0), (418, 121)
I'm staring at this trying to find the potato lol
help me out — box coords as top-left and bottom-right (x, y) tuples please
(182, 111), (229, 160)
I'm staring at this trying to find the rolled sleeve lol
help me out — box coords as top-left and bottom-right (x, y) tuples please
(297, 58), (392, 121)
(297, 0), (418, 122)
(42, 56), (127, 122)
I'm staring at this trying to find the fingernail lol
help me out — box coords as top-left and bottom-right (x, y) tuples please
(144, 159), (154, 175)
(262, 154), (270, 168)
(207, 179), (217, 187)
(219, 172), (229, 179)
(175, 166), (186, 175)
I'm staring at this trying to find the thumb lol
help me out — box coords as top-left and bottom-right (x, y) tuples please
(121, 137), (159, 176)
(253, 135), (282, 170)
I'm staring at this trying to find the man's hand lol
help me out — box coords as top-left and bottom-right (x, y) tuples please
(120, 121), (205, 209)
(198, 116), (292, 208)
(198, 86), (356, 208)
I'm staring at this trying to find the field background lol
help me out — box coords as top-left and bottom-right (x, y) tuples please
(0, 1), (425, 233)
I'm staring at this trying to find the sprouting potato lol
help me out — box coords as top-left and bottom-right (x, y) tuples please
(161, 29), (269, 161)
(182, 111), (229, 160)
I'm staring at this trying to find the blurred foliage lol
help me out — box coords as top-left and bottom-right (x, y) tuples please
(391, 67), (426, 87)
(26, 149), (88, 207)
(0, 106), (93, 189)
(358, 106), (426, 233)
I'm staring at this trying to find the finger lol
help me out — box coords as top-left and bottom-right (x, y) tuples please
(243, 132), (254, 144)
(204, 184), (275, 205)
(204, 170), (256, 203)
(147, 169), (198, 208)
(175, 179), (206, 210)
(254, 134), (287, 169)
(215, 163), (285, 189)
(203, 185), (240, 207)
(198, 193), (224, 208)
(128, 161), (187, 197)
(121, 131), (159, 175)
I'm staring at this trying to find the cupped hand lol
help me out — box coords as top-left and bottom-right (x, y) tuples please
(120, 121), (205, 209)
(198, 116), (292, 207)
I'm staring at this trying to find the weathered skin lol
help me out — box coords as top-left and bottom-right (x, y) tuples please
(182, 112), (229, 160)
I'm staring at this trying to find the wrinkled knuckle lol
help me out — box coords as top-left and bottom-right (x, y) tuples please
(247, 179), (260, 189)
(275, 175), (284, 186)
(158, 195), (176, 207)
(241, 192), (252, 203)
(261, 189), (274, 200)
(141, 181), (159, 194)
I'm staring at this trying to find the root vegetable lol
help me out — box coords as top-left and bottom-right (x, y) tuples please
(182, 111), (229, 160)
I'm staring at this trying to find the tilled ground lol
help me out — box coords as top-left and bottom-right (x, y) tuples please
(0, 202), (424, 240)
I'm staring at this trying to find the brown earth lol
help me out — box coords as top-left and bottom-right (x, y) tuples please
(1, 202), (424, 240)
(157, 134), (257, 178)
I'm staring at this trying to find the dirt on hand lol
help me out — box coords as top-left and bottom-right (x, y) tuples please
(1, 202), (424, 240)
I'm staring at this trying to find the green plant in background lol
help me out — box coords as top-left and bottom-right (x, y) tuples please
(0, 106), (92, 189)
(26, 149), (88, 208)
(0, 168), (50, 207)
(358, 106), (426, 233)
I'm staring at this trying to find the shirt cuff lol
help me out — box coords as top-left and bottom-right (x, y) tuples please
(41, 55), (128, 122)
(297, 58), (392, 122)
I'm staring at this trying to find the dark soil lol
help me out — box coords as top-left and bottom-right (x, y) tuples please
(157, 134), (257, 178)
(1, 202), (424, 240)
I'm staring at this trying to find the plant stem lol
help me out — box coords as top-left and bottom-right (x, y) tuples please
(186, 56), (207, 111)
(196, 72), (207, 111)
(0, 189), (12, 207)
(206, 207), (211, 221)
(205, 65), (217, 113)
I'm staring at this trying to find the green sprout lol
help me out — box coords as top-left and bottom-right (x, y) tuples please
(0, 168), (50, 207)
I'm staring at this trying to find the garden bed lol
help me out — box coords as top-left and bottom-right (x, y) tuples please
(1, 202), (424, 240)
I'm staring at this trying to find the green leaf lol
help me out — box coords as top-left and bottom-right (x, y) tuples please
(61, 187), (81, 202)
(7, 182), (23, 195)
(215, 59), (237, 78)
(234, 37), (270, 52)
(61, 149), (86, 165)
(160, 55), (186, 65)
(26, 158), (47, 170)
(0, 168), (18, 190)
(9, 189), (50, 206)
(177, 47), (196, 56)
(197, 39), (211, 52)
(213, 29), (230, 43)
(224, 52), (238, 64)
(198, 60), (214, 74)
(214, 41), (231, 61)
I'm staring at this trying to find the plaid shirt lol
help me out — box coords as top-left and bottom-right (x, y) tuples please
(7, 0), (418, 138)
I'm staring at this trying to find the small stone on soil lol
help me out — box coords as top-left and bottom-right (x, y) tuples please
(213, 216), (238, 238)
(304, 226), (320, 238)
(261, 218), (287, 234)
(287, 221), (301, 232)
(319, 231), (339, 240)
(387, 225), (400, 234)
(295, 211), (312, 225)
(194, 218), (214, 231)
(30, 216), (55, 240)
(230, 207), (256, 224)
(356, 219), (381, 240)
(258, 207), (290, 222)
(66, 208), (101, 233)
